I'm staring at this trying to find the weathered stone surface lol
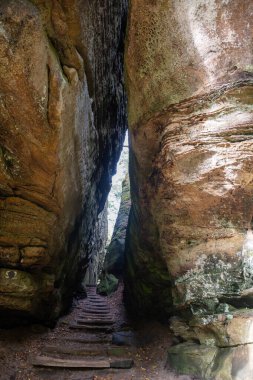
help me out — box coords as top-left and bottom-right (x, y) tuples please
(83, 206), (108, 286)
(167, 342), (253, 380)
(97, 273), (119, 296)
(98, 175), (130, 295)
(167, 342), (218, 379)
(125, 0), (253, 330)
(0, 0), (127, 322)
(106, 175), (130, 275)
(170, 309), (253, 347)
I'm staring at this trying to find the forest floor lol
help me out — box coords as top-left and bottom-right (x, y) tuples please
(0, 282), (192, 380)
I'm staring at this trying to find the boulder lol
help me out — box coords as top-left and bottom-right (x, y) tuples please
(170, 309), (253, 348)
(167, 342), (253, 380)
(97, 273), (119, 296)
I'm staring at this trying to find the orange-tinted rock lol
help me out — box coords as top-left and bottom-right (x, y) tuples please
(0, 247), (20, 266)
(125, 0), (253, 334)
(20, 247), (49, 268)
(0, 0), (127, 322)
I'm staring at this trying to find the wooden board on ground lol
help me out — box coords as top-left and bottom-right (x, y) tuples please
(82, 310), (110, 315)
(85, 304), (109, 308)
(32, 356), (110, 369)
(32, 356), (134, 370)
(69, 323), (113, 331)
(77, 314), (113, 319)
(63, 336), (112, 344)
(42, 345), (107, 356)
(76, 319), (114, 325)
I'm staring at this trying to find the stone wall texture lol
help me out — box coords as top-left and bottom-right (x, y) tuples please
(0, 0), (127, 323)
(125, 0), (253, 333)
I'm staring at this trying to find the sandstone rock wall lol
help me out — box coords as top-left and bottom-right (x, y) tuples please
(125, 0), (253, 326)
(104, 174), (131, 277)
(0, 0), (127, 323)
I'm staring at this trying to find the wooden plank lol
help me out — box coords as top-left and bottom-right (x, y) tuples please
(77, 312), (111, 317)
(76, 319), (114, 325)
(32, 355), (110, 369)
(77, 316), (114, 321)
(87, 296), (103, 299)
(84, 306), (110, 310)
(42, 345), (107, 356)
(69, 324), (113, 331)
(86, 306), (109, 308)
(87, 297), (104, 301)
(83, 309), (110, 315)
(77, 315), (113, 320)
(84, 308), (110, 312)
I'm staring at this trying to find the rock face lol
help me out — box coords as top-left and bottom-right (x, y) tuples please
(98, 175), (131, 295)
(167, 341), (253, 380)
(0, 0), (127, 323)
(104, 175), (131, 277)
(125, 0), (253, 338)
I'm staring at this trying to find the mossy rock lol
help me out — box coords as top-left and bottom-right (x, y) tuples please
(167, 343), (218, 379)
(97, 273), (119, 295)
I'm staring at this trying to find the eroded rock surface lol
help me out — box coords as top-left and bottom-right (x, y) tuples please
(104, 175), (131, 277)
(0, 0), (127, 323)
(167, 342), (253, 380)
(98, 175), (131, 295)
(125, 0), (253, 347)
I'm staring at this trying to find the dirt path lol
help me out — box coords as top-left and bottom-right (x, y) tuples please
(0, 283), (192, 380)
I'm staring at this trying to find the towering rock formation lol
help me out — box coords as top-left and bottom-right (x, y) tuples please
(0, 0), (127, 323)
(125, 0), (253, 348)
(98, 174), (131, 295)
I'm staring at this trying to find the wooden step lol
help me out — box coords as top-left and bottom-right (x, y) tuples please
(32, 356), (110, 369)
(42, 345), (107, 356)
(82, 312), (111, 317)
(83, 309), (110, 315)
(86, 299), (108, 302)
(69, 323), (113, 331)
(77, 313), (113, 319)
(32, 356), (134, 370)
(83, 303), (110, 311)
(84, 303), (109, 308)
(81, 314), (112, 319)
(85, 299), (108, 302)
(85, 301), (108, 306)
(76, 319), (114, 325)
(84, 308), (110, 312)
(63, 336), (112, 344)
(86, 297), (108, 302)
(42, 345), (128, 357)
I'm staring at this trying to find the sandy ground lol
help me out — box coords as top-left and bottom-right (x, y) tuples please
(0, 283), (193, 380)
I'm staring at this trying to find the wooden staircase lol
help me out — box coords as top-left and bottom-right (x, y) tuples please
(31, 285), (134, 377)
